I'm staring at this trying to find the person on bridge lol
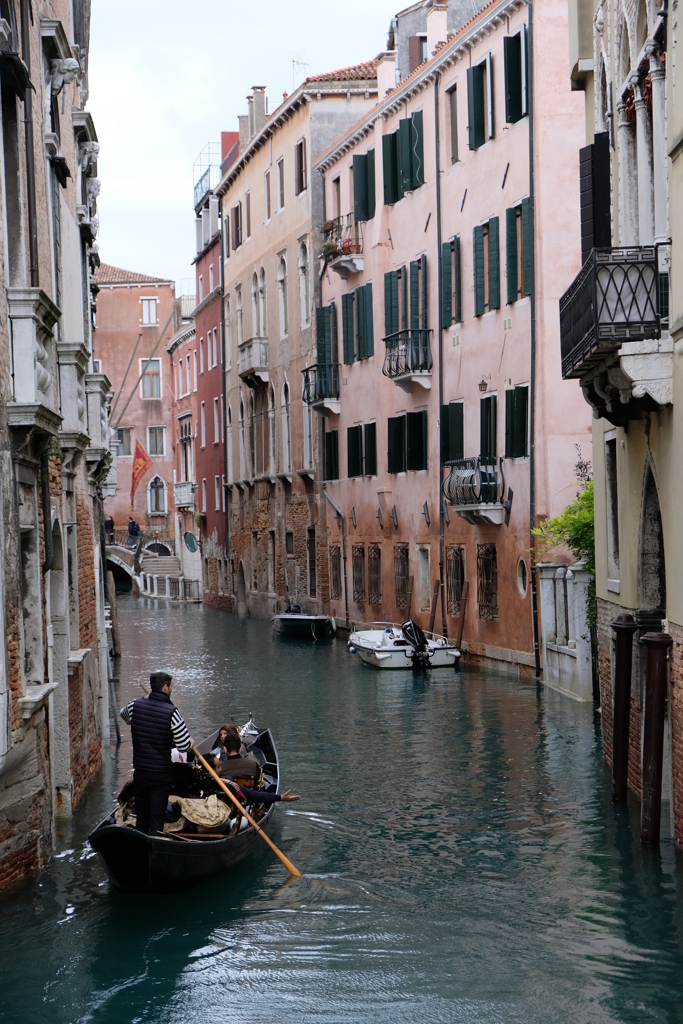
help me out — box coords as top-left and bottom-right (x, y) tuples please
(127, 516), (140, 547)
(104, 515), (114, 542)
(120, 671), (193, 836)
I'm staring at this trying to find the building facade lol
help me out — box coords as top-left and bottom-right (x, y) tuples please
(0, 0), (113, 886)
(313, 0), (591, 677)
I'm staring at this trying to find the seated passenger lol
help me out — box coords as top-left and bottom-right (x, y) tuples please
(218, 731), (261, 784)
(211, 724), (241, 764)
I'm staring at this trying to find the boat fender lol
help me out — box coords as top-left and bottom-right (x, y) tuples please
(239, 816), (249, 832)
(331, 617), (337, 632)
(350, 646), (357, 654)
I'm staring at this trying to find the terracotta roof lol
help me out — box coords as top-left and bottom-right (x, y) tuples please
(94, 262), (173, 285)
(304, 59), (379, 84)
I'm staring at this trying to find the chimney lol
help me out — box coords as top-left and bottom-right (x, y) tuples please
(238, 115), (249, 151)
(376, 50), (397, 102)
(247, 95), (255, 138)
(427, 2), (448, 58)
(253, 86), (267, 133)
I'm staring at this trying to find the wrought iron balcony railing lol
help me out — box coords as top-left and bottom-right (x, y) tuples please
(382, 328), (433, 379)
(319, 215), (363, 263)
(443, 457), (505, 507)
(560, 246), (663, 380)
(301, 362), (340, 405)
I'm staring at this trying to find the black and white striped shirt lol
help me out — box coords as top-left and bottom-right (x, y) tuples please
(120, 700), (191, 751)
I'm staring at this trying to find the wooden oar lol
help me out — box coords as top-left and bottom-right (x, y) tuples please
(192, 746), (301, 878)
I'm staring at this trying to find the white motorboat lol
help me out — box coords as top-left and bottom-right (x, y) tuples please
(348, 620), (460, 670)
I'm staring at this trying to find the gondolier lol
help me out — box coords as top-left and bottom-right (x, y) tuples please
(120, 671), (193, 836)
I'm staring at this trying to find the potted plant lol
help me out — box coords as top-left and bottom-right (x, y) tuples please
(342, 239), (361, 255)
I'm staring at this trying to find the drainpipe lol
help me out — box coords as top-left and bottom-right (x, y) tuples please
(323, 485), (349, 626)
(527, 1), (541, 677)
(41, 452), (54, 574)
(218, 194), (230, 581)
(434, 69), (447, 637)
(20, 0), (39, 287)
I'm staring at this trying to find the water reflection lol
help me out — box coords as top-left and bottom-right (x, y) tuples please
(0, 594), (681, 1022)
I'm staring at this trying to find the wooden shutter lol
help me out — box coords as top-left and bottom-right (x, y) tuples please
(367, 149), (376, 219)
(348, 425), (363, 478)
(506, 207), (518, 304)
(295, 143), (302, 195)
(514, 384), (528, 457)
(325, 429), (339, 480)
(409, 35), (421, 73)
(406, 410), (427, 471)
(505, 389), (515, 458)
(364, 283), (374, 357)
(398, 118), (412, 195)
(449, 402), (464, 460)
(355, 285), (366, 360)
(488, 216), (500, 310)
(521, 197), (531, 297)
(400, 266), (407, 329)
(420, 254), (427, 328)
(301, 138), (307, 191)
(440, 404), (450, 464)
(364, 422), (377, 476)
(316, 306), (331, 363)
(329, 300), (338, 363)
(486, 52), (494, 139)
(467, 65), (485, 150)
(353, 153), (369, 223)
(473, 226), (485, 316)
(387, 415), (402, 473)
(449, 87), (458, 164)
(384, 272), (393, 336)
(342, 293), (355, 364)
(480, 395), (497, 461)
(411, 110), (424, 188)
(442, 242), (452, 327)
(382, 133), (399, 205)
(410, 261), (420, 330)
(453, 235), (461, 323)
(580, 132), (611, 264)
(504, 34), (522, 124)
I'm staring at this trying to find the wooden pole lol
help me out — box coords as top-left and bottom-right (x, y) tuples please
(454, 581), (469, 672)
(611, 614), (638, 802)
(428, 579), (441, 635)
(640, 631), (672, 844)
(106, 571), (122, 658)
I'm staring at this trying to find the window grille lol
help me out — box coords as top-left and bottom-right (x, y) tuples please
(394, 544), (409, 609)
(447, 546), (465, 615)
(352, 544), (365, 604)
(368, 545), (382, 605)
(330, 546), (342, 601)
(477, 543), (498, 620)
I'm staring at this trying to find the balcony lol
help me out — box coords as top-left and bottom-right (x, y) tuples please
(301, 362), (340, 415)
(320, 216), (364, 279)
(443, 457), (506, 525)
(559, 246), (672, 424)
(174, 480), (196, 509)
(7, 288), (62, 436)
(382, 329), (433, 392)
(238, 336), (269, 387)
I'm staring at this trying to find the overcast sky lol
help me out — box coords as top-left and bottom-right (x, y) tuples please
(89, 2), (398, 294)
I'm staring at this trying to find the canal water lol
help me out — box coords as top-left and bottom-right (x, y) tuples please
(0, 595), (682, 1023)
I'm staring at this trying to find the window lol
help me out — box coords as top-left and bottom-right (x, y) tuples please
(268, 385), (276, 475)
(383, 266), (408, 337)
(202, 478), (207, 512)
(442, 236), (462, 325)
(199, 275), (204, 302)
(330, 546), (342, 600)
(278, 256), (288, 337)
(236, 288), (243, 345)
(213, 328), (219, 367)
(252, 273), (260, 337)
(231, 202), (242, 249)
(215, 475), (221, 510)
(394, 544), (410, 609)
(239, 400), (246, 479)
(141, 298), (157, 325)
(387, 411), (427, 473)
(505, 385), (529, 458)
(448, 86), (458, 164)
(368, 545), (381, 605)
(116, 427), (131, 456)
(352, 150), (376, 222)
(200, 401), (206, 447)
(480, 395), (497, 462)
(409, 34), (428, 73)
(605, 435), (620, 578)
(307, 527), (316, 597)
(364, 422), (377, 476)
(92, 359), (101, 373)
(295, 139), (307, 195)
(209, 264), (214, 291)
(277, 157), (284, 209)
(467, 53), (494, 150)
(440, 401), (464, 463)
(417, 546), (431, 611)
(193, 350), (197, 389)
(281, 381), (291, 472)
(506, 200), (531, 302)
(224, 213), (230, 258)
(285, 530), (294, 555)
(348, 425), (363, 478)
(477, 543), (498, 619)
(245, 192), (251, 238)
(214, 397), (220, 443)
(504, 29), (528, 124)
(382, 111), (424, 205)
(299, 243), (310, 328)
(259, 269), (267, 335)
(265, 170), (271, 220)
(227, 404), (234, 483)
(199, 337), (204, 373)
(148, 426), (165, 456)
(342, 283), (374, 363)
(473, 217), (500, 315)
(447, 546), (466, 615)
(352, 544), (366, 603)
(325, 428), (339, 480)
(149, 476), (166, 513)
(142, 358), (161, 398)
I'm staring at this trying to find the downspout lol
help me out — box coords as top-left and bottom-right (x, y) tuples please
(41, 452), (53, 574)
(20, 0), (39, 287)
(219, 195), (230, 579)
(527, 0), (541, 677)
(323, 485), (349, 626)
(434, 69), (447, 637)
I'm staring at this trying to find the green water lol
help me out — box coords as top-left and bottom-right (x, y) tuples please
(0, 594), (681, 1023)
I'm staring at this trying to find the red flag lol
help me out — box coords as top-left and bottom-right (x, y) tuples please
(130, 439), (153, 508)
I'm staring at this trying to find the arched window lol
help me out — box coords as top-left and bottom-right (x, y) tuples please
(239, 397), (246, 480)
(149, 476), (166, 514)
(278, 256), (288, 338)
(251, 272), (260, 337)
(281, 380), (291, 473)
(227, 404), (234, 484)
(299, 242), (310, 328)
(236, 287), (243, 345)
(259, 267), (267, 337)
(268, 384), (276, 475)
(225, 297), (232, 366)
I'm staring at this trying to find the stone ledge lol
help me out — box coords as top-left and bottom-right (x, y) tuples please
(67, 648), (91, 672)
(18, 681), (59, 721)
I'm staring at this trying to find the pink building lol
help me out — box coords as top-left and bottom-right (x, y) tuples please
(311, 0), (591, 675)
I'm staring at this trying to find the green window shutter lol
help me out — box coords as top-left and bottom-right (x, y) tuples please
(454, 235), (461, 323)
(355, 285), (366, 360)
(329, 300), (338, 363)
(364, 422), (377, 475)
(449, 402), (464, 460)
(316, 306), (326, 360)
(473, 226), (485, 316)
(467, 65), (485, 150)
(504, 34), (522, 124)
(480, 397), (489, 461)
(384, 272), (393, 337)
(398, 118), (412, 195)
(342, 293), (355, 364)
(367, 149), (376, 219)
(481, 395), (497, 461)
(364, 283), (374, 357)
(353, 153), (369, 222)
(514, 385), (529, 457)
(490, 395), (497, 459)
(521, 197), (531, 297)
(505, 389), (514, 458)
(322, 306), (332, 363)
(400, 266), (407, 329)
(410, 260), (420, 329)
(420, 254), (428, 329)
(387, 415), (405, 473)
(348, 425), (363, 478)
(489, 216), (500, 310)
(325, 429), (339, 480)
(382, 133), (398, 205)
(440, 404), (450, 464)
(411, 110), (424, 188)
(406, 410), (427, 471)
(506, 207), (518, 304)
(442, 242), (452, 327)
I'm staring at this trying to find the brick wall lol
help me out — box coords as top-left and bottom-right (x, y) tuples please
(68, 657), (103, 805)
(0, 710), (53, 890)
(76, 499), (97, 650)
(669, 622), (683, 845)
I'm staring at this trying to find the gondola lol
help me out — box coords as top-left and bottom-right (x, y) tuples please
(88, 723), (280, 894)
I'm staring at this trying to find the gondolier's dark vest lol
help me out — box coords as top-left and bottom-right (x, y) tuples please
(131, 691), (177, 778)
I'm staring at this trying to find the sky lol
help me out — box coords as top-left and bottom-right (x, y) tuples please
(89, 1), (399, 295)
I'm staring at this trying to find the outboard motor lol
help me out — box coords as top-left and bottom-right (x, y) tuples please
(401, 620), (430, 671)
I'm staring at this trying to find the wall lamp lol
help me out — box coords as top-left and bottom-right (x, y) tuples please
(479, 374), (491, 393)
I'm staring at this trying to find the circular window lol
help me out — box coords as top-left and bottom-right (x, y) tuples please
(517, 557), (528, 597)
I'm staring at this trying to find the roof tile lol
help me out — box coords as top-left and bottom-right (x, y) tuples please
(94, 262), (173, 286)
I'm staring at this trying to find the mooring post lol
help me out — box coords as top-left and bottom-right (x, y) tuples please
(611, 614), (638, 802)
(640, 631), (672, 844)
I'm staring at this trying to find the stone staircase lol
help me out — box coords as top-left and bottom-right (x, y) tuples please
(141, 554), (182, 576)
